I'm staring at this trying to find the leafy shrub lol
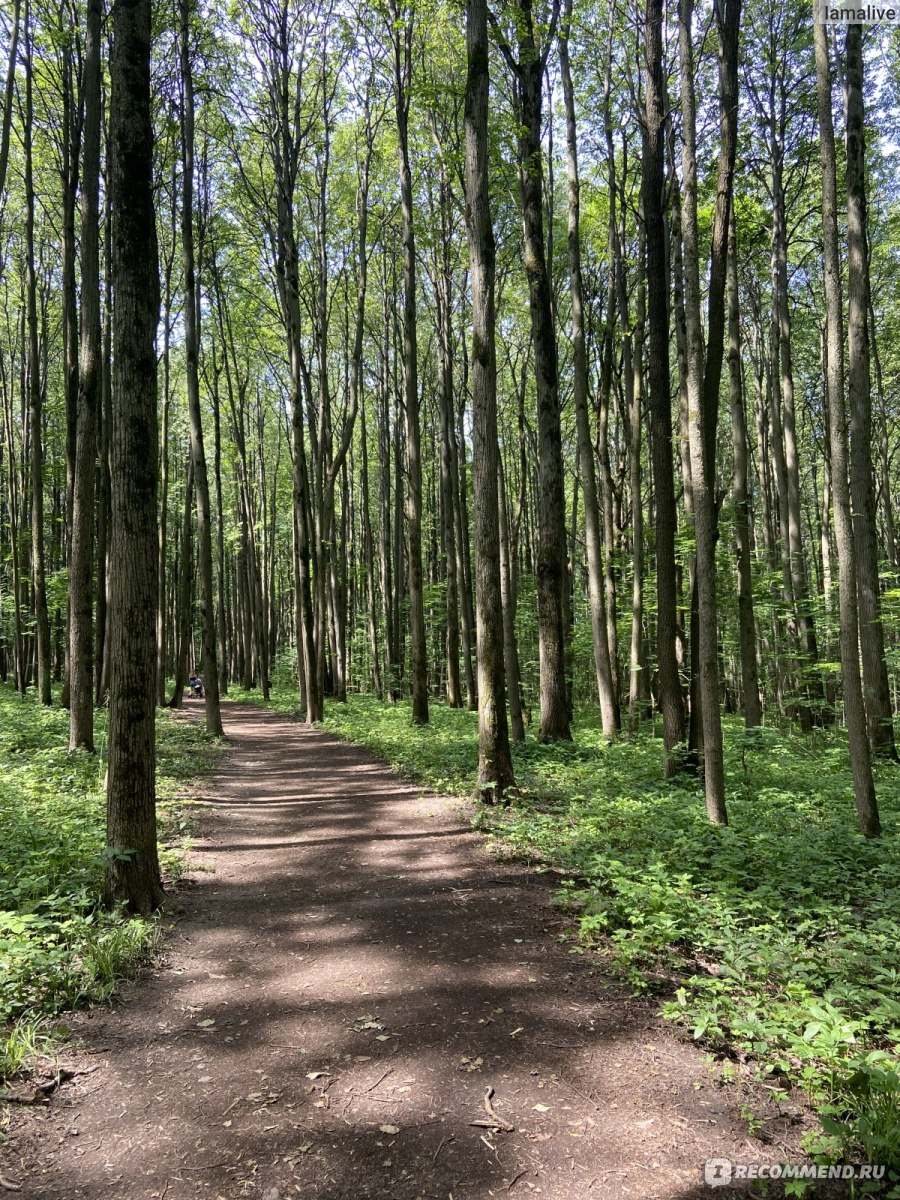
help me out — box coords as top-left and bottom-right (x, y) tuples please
(0, 687), (221, 1079)
(313, 693), (900, 1158)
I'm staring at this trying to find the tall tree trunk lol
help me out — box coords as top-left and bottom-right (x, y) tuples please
(465, 0), (514, 799)
(211, 344), (228, 696)
(157, 253), (173, 705)
(58, 26), (81, 713)
(435, 177), (463, 708)
(498, 464), (525, 742)
(678, 0), (726, 824)
(494, 0), (569, 741)
(771, 121), (820, 721)
(628, 236), (650, 729)
(0, 0), (20, 205)
(69, 0), (101, 750)
(180, 0), (223, 736)
(452, 388), (478, 709)
(377, 339), (396, 699)
(814, 18), (880, 837)
(96, 220), (112, 704)
(360, 392), (382, 696)
(728, 209), (761, 728)
(559, 0), (617, 737)
(845, 22), (896, 761)
(23, 0), (51, 706)
(105, 0), (166, 912)
(642, 0), (685, 769)
(390, 3), (428, 725)
(168, 459), (194, 709)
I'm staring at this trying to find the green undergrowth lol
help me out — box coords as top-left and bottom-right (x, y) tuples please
(312, 693), (900, 1187)
(0, 687), (223, 1081)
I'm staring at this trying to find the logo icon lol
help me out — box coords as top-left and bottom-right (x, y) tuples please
(704, 1158), (733, 1187)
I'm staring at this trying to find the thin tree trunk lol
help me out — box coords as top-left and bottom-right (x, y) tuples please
(58, 27), (81, 713)
(23, 0), (51, 706)
(69, 0), (101, 750)
(157, 251), (173, 706)
(436, 182), (463, 708)
(493, 0), (569, 741)
(814, 18), (879, 836)
(390, 3), (428, 725)
(498, 464), (525, 742)
(168, 459), (194, 709)
(559, 0), (617, 737)
(452, 389), (477, 709)
(360, 392), (382, 696)
(0, 0), (20, 205)
(465, 0), (514, 799)
(728, 209), (761, 727)
(845, 22), (896, 761)
(678, 0), (726, 824)
(180, 0), (223, 736)
(211, 343), (228, 695)
(628, 235), (650, 728)
(643, 0), (685, 769)
(772, 122), (820, 720)
(96, 221), (112, 704)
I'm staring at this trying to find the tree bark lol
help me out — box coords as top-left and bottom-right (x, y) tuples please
(180, 0), (223, 736)
(106, 0), (166, 912)
(465, 0), (515, 799)
(168, 459), (194, 709)
(728, 209), (761, 728)
(498, 464), (525, 742)
(559, 0), (617, 737)
(628, 235), (650, 729)
(493, 0), (569, 741)
(678, 0), (727, 824)
(845, 22), (896, 760)
(0, 0), (20, 205)
(68, 0), (101, 749)
(771, 112), (820, 722)
(390, 3), (429, 725)
(435, 172), (463, 709)
(814, 18), (880, 836)
(642, 0), (685, 768)
(23, 0), (51, 707)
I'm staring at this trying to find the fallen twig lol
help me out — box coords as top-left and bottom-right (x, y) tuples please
(432, 1135), (452, 1163)
(481, 1086), (514, 1132)
(362, 1068), (393, 1093)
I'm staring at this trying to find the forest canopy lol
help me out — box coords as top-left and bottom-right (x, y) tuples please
(2, 0), (900, 828)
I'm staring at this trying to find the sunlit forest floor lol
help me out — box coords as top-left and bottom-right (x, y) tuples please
(1, 686), (899, 1192)
(0, 699), (825, 1199)
(294, 692), (900, 1179)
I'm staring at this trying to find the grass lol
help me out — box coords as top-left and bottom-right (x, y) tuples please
(312, 693), (900, 1187)
(0, 686), (223, 1081)
(175, 684), (900, 1186)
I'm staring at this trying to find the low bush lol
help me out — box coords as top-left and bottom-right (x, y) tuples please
(0, 688), (222, 1079)
(320, 696), (900, 1185)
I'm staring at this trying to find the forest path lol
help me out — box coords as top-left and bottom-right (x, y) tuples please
(4, 701), (775, 1200)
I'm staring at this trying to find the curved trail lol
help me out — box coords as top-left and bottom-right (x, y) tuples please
(4, 702), (773, 1199)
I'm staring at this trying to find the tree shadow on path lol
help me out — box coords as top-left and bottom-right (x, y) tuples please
(2, 703), (812, 1200)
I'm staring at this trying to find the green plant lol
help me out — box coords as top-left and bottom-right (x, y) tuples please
(0, 688), (223, 1082)
(305, 692), (900, 1148)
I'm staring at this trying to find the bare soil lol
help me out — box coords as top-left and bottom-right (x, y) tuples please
(1, 701), (821, 1199)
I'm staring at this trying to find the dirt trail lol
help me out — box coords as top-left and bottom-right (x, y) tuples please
(2, 701), (786, 1199)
